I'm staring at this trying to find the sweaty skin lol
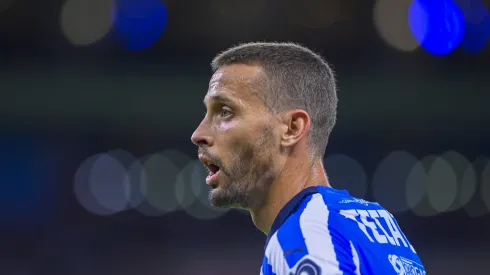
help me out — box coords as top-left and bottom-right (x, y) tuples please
(192, 63), (330, 234)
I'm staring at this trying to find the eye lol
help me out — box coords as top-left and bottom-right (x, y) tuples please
(220, 108), (233, 118)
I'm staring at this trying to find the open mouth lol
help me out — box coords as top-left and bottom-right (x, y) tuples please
(207, 164), (220, 176)
(205, 163), (221, 187)
(198, 155), (221, 186)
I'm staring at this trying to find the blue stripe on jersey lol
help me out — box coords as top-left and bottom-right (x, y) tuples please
(328, 210), (355, 274)
(265, 186), (319, 250)
(320, 192), (357, 274)
(276, 195), (313, 269)
(261, 256), (276, 275)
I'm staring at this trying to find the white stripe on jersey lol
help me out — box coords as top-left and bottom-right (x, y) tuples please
(298, 193), (342, 274)
(350, 241), (361, 275)
(265, 233), (288, 275)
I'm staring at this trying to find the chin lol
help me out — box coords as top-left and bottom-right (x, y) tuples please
(208, 187), (248, 209)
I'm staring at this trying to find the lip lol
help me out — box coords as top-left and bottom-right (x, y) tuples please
(199, 154), (220, 186)
(198, 154), (212, 167)
(206, 170), (220, 186)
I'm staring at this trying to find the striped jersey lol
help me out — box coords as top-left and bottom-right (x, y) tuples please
(261, 186), (425, 275)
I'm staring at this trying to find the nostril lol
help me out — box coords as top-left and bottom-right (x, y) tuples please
(196, 139), (209, 146)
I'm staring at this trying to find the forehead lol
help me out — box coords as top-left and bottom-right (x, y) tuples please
(205, 63), (265, 105)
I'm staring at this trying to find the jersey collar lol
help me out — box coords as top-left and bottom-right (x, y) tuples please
(264, 186), (320, 250)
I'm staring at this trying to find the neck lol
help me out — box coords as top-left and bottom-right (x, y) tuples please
(249, 158), (330, 235)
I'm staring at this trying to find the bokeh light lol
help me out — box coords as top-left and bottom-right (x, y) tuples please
(324, 154), (367, 199)
(107, 148), (144, 208)
(107, 149), (138, 207)
(113, 0), (168, 51)
(124, 157), (146, 208)
(426, 157), (458, 213)
(60, 0), (115, 46)
(440, 150), (474, 212)
(373, 0), (420, 52)
(372, 151), (420, 214)
(464, 157), (489, 217)
(175, 160), (200, 210)
(88, 153), (129, 213)
(460, 160), (478, 209)
(406, 157), (429, 213)
(74, 153), (117, 215)
(72, 148), (489, 220)
(457, 0), (490, 54)
(409, 0), (465, 55)
(138, 152), (180, 215)
(410, 155), (439, 217)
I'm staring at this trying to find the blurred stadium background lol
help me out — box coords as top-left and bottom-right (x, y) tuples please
(0, 0), (489, 274)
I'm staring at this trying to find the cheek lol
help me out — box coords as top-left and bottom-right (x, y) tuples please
(213, 120), (249, 150)
(215, 119), (238, 132)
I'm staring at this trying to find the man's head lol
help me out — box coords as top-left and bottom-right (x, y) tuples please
(191, 42), (337, 210)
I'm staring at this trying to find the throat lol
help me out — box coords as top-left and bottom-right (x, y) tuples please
(250, 160), (329, 235)
(249, 206), (275, 235)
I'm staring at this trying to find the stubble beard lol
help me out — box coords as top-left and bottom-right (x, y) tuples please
(208, 127), (276, 210)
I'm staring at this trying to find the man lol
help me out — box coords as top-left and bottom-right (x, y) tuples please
(191, 42), (426, 275)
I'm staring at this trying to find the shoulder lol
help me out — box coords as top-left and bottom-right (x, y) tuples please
(262, 236), (324, 275)
(316, 186), (382, 210)
(263, 193), (361, 274)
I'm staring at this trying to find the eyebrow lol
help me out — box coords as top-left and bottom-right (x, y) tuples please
(203, 94), (237, 107)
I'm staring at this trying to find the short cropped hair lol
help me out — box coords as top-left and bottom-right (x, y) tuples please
(211, 42), (337, 159)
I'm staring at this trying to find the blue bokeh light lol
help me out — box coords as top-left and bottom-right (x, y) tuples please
(114, 0), (168, 51)
(409, 0), (465, 55)
(458, 0), (490, 54)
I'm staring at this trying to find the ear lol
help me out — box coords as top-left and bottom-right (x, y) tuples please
(280, 109), (310, 148)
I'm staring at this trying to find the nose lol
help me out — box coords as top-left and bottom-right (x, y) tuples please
(191, 122), (213, 147)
